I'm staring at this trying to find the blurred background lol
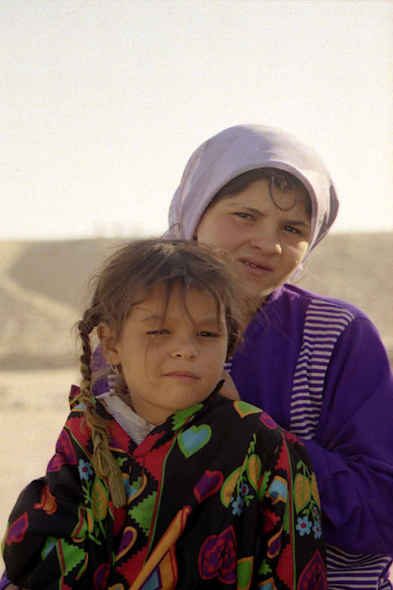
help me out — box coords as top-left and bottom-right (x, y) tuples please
(1, 0), (392, 572)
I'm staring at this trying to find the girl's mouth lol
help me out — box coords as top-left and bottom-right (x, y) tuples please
(165, 371), (199, 382)
(239, 259), (273, 275)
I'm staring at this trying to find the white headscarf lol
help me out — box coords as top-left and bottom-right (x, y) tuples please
(167, 124), (339, 253)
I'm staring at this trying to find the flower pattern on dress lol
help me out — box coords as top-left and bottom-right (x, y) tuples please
(78, 459), (93, 481)
(220, 435), (257, 512)
(231, 495), (244, 515)
(239, 483), (249, 497)
(313, 521), (322, 539)
(296, 516), (312, 536)
(293, 458), (323, 544)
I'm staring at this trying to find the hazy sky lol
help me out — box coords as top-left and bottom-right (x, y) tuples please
(2, 0), (392, 240)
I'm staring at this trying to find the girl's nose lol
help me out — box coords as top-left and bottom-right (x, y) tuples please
(250, 228), (282, 256)
(170, 338), (199, 360)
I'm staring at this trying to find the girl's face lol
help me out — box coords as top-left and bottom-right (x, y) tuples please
(103, 287), (228, 425)
(195, 178), (311, 298)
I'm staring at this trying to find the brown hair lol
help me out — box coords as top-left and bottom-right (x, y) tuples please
(207, 168), (312, 215)
(76, 238), (257, 507)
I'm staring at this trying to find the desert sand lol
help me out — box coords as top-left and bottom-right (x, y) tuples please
(0, 369), (78, 570)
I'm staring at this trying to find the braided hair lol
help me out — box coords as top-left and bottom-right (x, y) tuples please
(76, 296), (126, 508)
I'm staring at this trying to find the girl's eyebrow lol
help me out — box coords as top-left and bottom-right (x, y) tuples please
(139, 313), (164, 322)
(285, 219), (311, 228)
(226, 203), (262, 216)
(226, 202), (310, 227)
(199, 318), (226, 328)
(140, 313), (225, 328)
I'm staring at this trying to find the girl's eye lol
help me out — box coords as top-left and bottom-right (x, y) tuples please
(283, 225), (300, 235)
(198, 331), (218, 338)
(234, 212), (254, 221)
(147, 330), (169, 335)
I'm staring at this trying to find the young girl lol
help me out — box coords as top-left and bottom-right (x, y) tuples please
(2, 239), (327, 589)
(166, 125), (393, 589)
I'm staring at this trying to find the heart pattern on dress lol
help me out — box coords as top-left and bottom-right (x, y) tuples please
(5, 511), (29, 545)
(178, 425), (212, 458)
(194, 470), (224, 503)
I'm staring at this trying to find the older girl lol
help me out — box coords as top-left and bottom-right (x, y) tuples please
(2, 239), (326, 589)
(166, 124), (393, 589)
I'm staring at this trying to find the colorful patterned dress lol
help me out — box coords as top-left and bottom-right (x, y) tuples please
(2, 385), (327, 589)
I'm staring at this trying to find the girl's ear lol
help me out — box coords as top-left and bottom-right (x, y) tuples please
(97, 322), (121, 364)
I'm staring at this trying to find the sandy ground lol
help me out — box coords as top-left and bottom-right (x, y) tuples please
(0, 369), (79, 570)
(1, 369), (392, 584)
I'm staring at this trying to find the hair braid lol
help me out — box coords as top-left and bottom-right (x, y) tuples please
(76, 301), (126, 508)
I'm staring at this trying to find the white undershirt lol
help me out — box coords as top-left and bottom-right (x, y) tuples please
(95, 392), (156, 446)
